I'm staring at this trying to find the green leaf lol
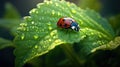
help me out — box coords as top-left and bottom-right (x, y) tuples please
(45, 46), (67, 67)
(109, 14), (120, 35)
(14, 0), (115, 67)
(0, 38), (14, 50)
(79, 0), (101, 12)
(3, 2), (21, 19)
(91, 36), (120, 52)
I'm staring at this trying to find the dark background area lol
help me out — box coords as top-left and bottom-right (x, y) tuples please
(0, 0), (43, 17)
(0, 0), (120, 17)
(0, 0), (120, 67)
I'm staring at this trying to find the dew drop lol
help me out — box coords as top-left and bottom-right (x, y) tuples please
(35, 45), (38, 49)
(21, 34), (25, 40)
(50, 32), (54, 36)
(35, 10), (38, 14)
(71, 10), (76, 13)
(24, 16), (31, 20)
(53, 36), (57, 39)
(48, 26), (52, 30)
(29, 9), (36, 14)
(81, 35), (86, 39)
(34, 35), (39, 39)
(37, 4), (41, 8)
(46, 1), (50, 5)
(22, 27), (26, 31)
(20, 23), (27, 26)
(17, 27), (21, 30)
(91, 49), (97, 53)
(42, 45), (46, 48)
(55, 3), (58, 6)
(91, 32), (94, 35)
(35, 30), (39, 32)
(17, 27), (26, 31)
(52, 10), (55, 15)
(50, 1), (52, 4)
(57, 12), (61, 16)
(62, 7), (65, 10)
(67, 2), (70, 6)
(31, 21), (35, 24)
(50, 30), (57, 36)
(85, 28), (89, 30)
(48, 39), (52, 42)
(55, 39), (61, 43)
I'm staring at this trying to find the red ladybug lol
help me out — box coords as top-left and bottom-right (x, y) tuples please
(57, 17), (80, 31)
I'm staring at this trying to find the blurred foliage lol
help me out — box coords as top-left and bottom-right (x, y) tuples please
(109, 14), (120, 36)
(79, 0), (101, 12)
(0, 38), (14, 49)
(0, 19), (21, 34)
(0, 2), (21, 35)
(84, 46), (120, 67)
(3, 3), (21, 19)
(0, 2), (21, 67)
(0, 2), (21, 49)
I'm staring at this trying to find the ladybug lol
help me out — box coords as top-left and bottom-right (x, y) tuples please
(57, 17), (80, 31)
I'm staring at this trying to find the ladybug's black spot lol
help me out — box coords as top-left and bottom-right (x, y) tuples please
(70, 20), (73, 23)
(63, 19), (65, 21)
(60, 24), (62, 26)
(64, 24), (67, 27)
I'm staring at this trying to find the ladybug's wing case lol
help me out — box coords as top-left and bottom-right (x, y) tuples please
(57, 18), (65, 28)
(57, 18), (71, 28)
(63, 20), (71, 28)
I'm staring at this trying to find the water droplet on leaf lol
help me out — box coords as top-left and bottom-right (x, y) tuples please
(55, 3), (58, 6)
(48, 26), (52, 30)
(52, 10), (55, 15)
(35, 45), (38, 49)
(29, 9), (36, 14)
(20, 23), (27, 27)
(48, 39), (52, 41)
(31, 21), (35, 24)
(34, 35), (39, 39)
(57, 12), (61, 16)
(21, 34), (25, 40)
(67, 2), (70, 6)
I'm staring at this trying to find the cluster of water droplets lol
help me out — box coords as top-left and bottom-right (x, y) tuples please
(15, 0), (90, 65)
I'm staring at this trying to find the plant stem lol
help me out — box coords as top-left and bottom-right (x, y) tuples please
(60, 44), (83, 67)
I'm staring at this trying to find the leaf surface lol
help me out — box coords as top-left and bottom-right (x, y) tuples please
(14, 0), (115, 67)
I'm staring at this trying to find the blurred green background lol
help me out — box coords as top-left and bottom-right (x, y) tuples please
(0, 0), (120, 67)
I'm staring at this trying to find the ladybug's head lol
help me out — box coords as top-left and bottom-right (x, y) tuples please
(70, 22), (80, 31)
